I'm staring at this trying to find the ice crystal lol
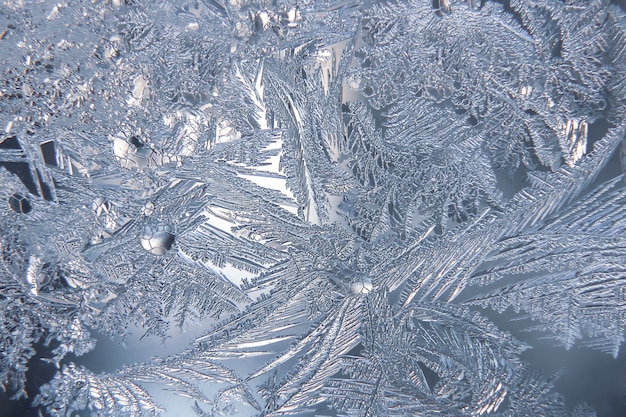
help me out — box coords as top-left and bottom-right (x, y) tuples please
(1, 0), (626, 416)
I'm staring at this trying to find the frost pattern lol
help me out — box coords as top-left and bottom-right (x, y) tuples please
(1, 0), (625, 416)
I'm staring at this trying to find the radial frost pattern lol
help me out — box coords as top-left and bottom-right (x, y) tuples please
(1, 1), (626, 416)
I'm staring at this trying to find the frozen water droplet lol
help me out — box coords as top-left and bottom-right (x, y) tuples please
(349, 275), (373, 295)
(112, 137), (151, 170)
(9, 193), (32, 214)
(139, 224), (175, 255)
(142, 201), (155, 217)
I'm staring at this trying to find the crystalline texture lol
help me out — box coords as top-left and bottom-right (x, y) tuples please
(1, 0), (625, 416)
